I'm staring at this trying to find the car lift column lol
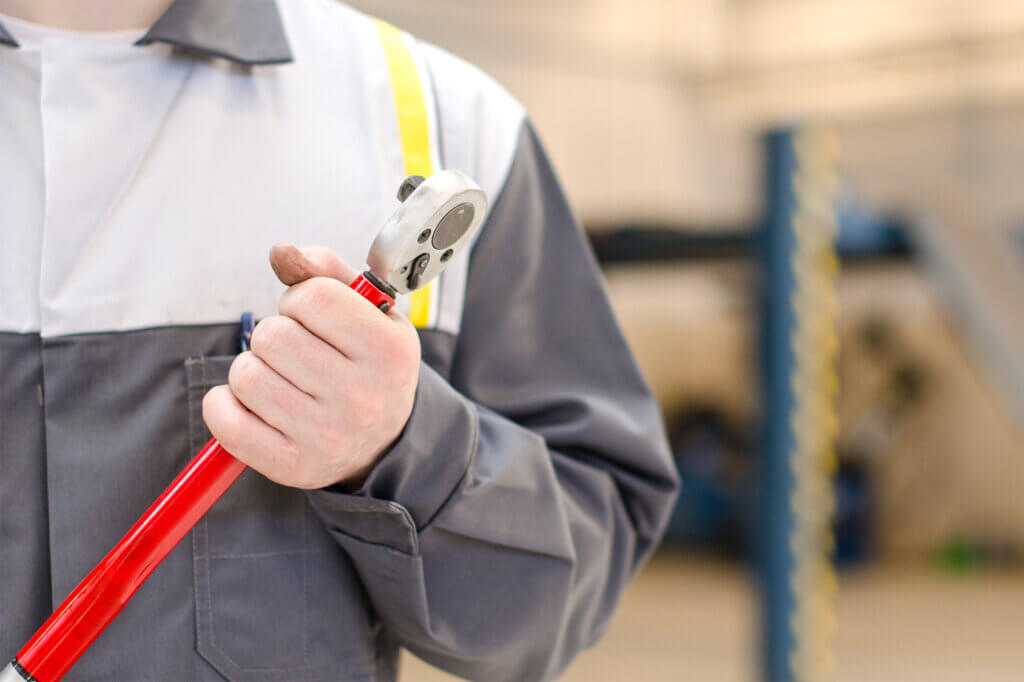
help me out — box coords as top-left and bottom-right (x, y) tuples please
(759, 127), (841, 682)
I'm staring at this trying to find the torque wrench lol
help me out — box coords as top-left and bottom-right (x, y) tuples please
(3, 170), (487, 682)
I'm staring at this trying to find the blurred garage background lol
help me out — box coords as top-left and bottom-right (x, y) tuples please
(347, 1), (1024, 679)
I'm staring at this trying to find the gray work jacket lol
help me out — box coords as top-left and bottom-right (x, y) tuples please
(0, 1), (679, 680)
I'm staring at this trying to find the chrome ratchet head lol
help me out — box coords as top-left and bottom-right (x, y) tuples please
(367, 170), (487, 295)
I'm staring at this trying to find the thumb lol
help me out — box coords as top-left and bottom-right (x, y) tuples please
(269, 243), (360, 286)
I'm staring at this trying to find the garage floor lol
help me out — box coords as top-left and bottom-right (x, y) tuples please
(399, 551), (1024, 681)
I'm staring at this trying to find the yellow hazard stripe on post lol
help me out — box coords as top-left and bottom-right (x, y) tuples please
(375, 18), (434, 328)
(787, 128), (840, 682)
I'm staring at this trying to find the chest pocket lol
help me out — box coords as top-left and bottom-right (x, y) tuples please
(185, 355), (377, 682)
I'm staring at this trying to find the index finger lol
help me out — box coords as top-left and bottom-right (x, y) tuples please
(278, 276), (396, 357)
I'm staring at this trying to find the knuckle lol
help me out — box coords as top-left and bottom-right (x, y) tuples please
(254, 316), (285, 353)
(228, 352), (261, 394)
(348, 387), (382, 429)
(377, 320), (417, 360)
(395, 329), (421, 369)
(314, 423), (344, 453)
(203, 387), (237, 442)
(201, 387), (221, 426)
(378, 326), (420, 378)
(299, 278), (336, 314)
(219, 417), (245, 452)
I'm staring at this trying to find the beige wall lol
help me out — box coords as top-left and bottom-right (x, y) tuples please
(345, 0), (1024, 230)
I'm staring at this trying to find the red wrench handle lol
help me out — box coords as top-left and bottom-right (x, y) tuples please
(16, 440), (244, 682)
(11, 274), (395, 682)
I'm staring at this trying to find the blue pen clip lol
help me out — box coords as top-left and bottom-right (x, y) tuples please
(239, 312), (254, 352)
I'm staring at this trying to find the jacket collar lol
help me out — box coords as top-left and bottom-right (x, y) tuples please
(0, 0), (293, 65)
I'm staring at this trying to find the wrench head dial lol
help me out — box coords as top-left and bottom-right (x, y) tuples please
(367, 170), (487, 295)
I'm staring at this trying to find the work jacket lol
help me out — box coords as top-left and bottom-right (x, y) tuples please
(0, 1), (679, 680)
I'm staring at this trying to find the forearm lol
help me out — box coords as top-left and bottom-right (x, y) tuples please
(307, 365), (676, 681)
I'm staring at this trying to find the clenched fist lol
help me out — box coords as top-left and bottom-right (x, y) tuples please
(202, 243), (421, 489)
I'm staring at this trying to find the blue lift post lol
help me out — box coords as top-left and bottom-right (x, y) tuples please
(759, 128), (841, 681)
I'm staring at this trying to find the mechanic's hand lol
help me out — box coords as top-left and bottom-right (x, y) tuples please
(202, 243), (421, 489)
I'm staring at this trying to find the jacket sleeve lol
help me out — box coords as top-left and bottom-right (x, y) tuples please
(305, 121), (679, 681)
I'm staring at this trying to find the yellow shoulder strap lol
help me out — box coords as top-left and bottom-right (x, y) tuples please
(374, 19), (436, 329)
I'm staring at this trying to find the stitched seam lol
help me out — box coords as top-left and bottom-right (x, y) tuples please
(187, 358), (207, 675)
(205, 549), (321, 560)
(327, 526), (420, 560)
(192, 356), (244, 671)
(302, 501), (309, 663)
(192, 517), (207, 674)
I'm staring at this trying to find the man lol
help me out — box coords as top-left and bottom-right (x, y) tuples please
(0, 0), (679, 680)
